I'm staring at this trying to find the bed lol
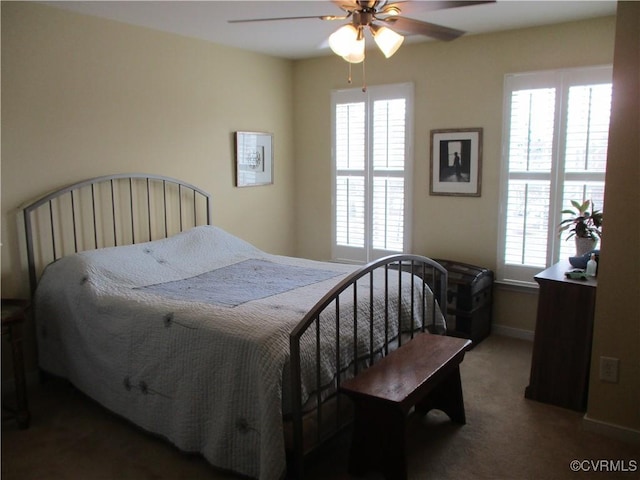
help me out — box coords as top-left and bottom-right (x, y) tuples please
(22, 174), (448, 480)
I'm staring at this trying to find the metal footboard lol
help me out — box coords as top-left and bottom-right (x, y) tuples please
(288, 254), (448, 478)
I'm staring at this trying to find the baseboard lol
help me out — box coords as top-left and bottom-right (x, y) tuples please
(492, 324), (534, 341)
(583, 414), (640, 444)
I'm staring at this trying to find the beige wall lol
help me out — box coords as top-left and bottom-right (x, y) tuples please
(586, 1), (640, 435)
(1, 2), (296, 301)
(292, 16), (616, 334)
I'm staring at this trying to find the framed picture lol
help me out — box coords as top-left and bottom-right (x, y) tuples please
(429, 128), (483, 197)
(234, 131), (273, 187)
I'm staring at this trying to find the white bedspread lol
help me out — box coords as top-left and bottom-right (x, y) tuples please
(34, 226), (440, 479)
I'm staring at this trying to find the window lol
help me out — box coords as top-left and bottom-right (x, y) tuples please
(332, 83), (413, 263)
(498, 66), (612, 285)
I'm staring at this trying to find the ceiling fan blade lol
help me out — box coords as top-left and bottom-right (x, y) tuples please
(384, 1), (495, 15)
(383, 16), (465, 41)
(228, 14), (346, 24)
(332, 0), (361, 11)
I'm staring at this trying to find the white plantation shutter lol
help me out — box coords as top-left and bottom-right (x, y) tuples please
(503, 88), (555, 269)
(332, 84), (413, 263)
(372, 177), (404, 251)
(503, 180), (551, 267)
(498, 67), (612, 284)
(372, 98), (406, 252)
(558, 83), (610, 261)
(335, 176), (365, 247)
(335, 102), (365, 249)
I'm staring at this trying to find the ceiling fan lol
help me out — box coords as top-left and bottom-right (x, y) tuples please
(229, 1), (495, 63)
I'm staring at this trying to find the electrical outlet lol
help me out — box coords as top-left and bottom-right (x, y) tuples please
(600, 356), (619, 383)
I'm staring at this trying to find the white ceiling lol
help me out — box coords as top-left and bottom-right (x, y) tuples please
(43, 1), (617, 60)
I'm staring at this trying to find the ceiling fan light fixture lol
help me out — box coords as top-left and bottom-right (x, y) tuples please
(381, 5), (401, 16)
(328, 24), (359, 57)
(342, 36), (365, 63)
(372, 25), (404, 58)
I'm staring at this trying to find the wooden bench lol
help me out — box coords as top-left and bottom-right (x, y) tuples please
(338, 333), (472, 480)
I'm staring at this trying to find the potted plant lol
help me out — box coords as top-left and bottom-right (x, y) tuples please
(559, 199), (603, 256)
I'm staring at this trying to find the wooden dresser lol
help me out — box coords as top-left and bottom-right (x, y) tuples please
(525, 261), (597, 411)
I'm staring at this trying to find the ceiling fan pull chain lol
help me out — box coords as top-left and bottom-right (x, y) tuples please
(347, 61), (353, 85)
(361, 58), (367, 92)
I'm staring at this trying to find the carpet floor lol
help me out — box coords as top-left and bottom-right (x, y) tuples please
(2, 334), (638, 479)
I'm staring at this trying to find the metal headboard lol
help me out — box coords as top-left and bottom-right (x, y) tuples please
(22, 173), (212, 296)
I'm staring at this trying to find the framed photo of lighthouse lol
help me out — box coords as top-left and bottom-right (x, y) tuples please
(430, 128), (482, 197)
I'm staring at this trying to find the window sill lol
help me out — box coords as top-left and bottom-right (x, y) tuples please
(494, 279), (539, 294)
